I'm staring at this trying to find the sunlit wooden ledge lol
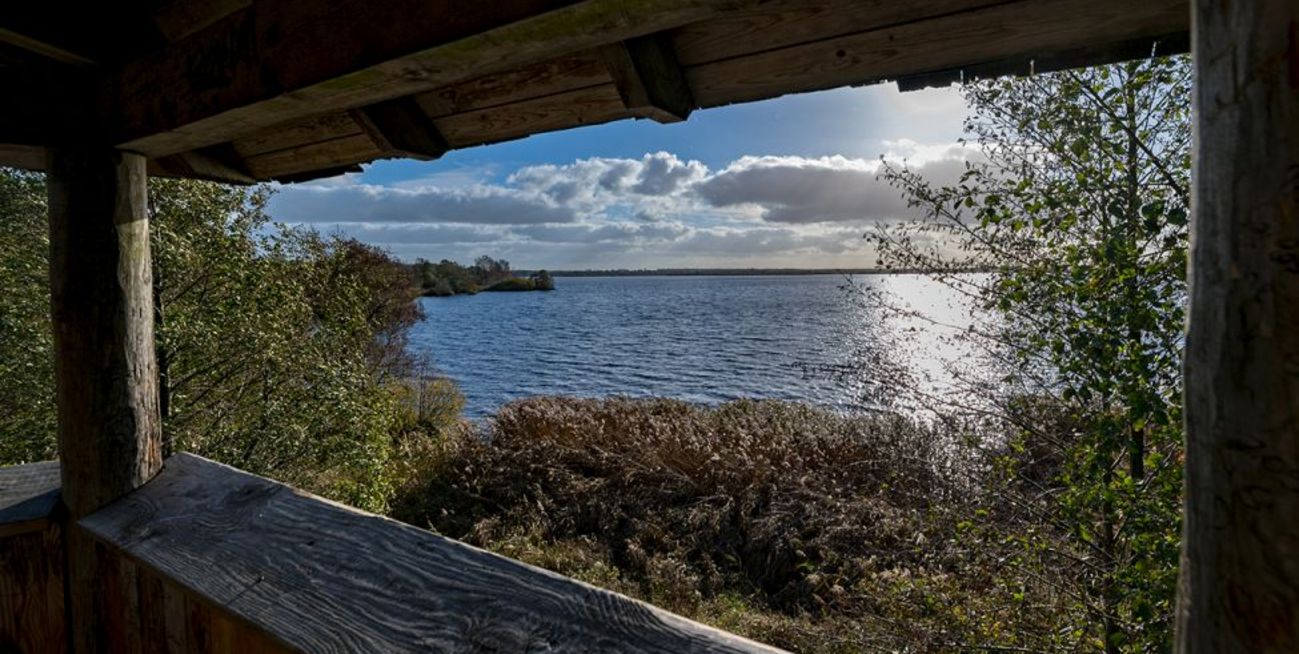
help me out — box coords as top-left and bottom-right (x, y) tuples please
(0, 454), (781, 653)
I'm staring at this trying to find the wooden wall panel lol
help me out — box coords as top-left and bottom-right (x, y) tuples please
(86, 530), (292, 654)
(0, 525), (67, 654)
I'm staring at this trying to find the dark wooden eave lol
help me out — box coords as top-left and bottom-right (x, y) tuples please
(0, 0), (1189, 184)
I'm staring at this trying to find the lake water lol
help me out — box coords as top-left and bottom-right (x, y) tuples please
(409, 274), (975, 419)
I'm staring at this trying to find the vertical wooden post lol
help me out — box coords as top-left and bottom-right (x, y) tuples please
(47, 147), (162, 652)
(1179, 0), (1299, 651)
(47, 147), (162, 518)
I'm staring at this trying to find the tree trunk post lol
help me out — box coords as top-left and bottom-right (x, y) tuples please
(47, 147), (162, 517)
(1179, 0), (1299, 651)
(47, 147), (162, 652)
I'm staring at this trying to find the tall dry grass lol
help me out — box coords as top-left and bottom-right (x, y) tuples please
(389, 397), (1067, 651)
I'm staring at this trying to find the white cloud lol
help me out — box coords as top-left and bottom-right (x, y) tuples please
(514, 221), (690, 244)
(333, 223), (507, 244)
(693, 151), (972, 224)
(268, 142), (977, 267)
(268, 182), (574, 225)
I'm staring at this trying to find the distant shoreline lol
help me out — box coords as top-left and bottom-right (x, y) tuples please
(520, 268), (984, 278)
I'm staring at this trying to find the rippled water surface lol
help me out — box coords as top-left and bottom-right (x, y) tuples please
(409, 274), (973, 418)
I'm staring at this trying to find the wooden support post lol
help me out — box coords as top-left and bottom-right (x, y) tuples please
(48, 147), (163, 653)
(1178, 0), (1299, 651)
(47, 147), (162, 518)
(601, 33), (695, 123)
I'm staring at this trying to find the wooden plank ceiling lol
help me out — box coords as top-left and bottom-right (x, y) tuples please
(0, 0), (1188, 184)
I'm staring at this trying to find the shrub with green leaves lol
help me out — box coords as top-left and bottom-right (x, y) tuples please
(872, 55), (1190, 652)
(0, 169), (55, 464)
(0, 172), (446, 513)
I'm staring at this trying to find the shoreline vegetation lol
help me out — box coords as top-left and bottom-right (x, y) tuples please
(412, 255), (555, 296)
(388, 393), (1088, 652)
(535, 266), (995, 277)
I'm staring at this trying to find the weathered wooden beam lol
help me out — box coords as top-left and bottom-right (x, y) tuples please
(602, 33), (695, 123)
(272, 164), (364, 185)
(671, 0), (1003, 67)
(414, 50), (610, 117)
(350, 98), (450, 160)
(0, 145), (44, 172)
(47, 148), (162, 518)
(685, 0), (1187, 108)
(895, 31), (1189, 92)
(0, 26), (95, 66)
(247, 135), (380, 181)
(245, 84), (629, 180)
(152, 144), (256, 184)
(1177, 0), (1299, 651)
(48, 147), (162, 654)
(150, 0), (252, 42)
(81, 453), (784, 653)
(107, 0), (752, 158)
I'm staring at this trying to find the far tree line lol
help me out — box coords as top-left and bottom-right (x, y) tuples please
(412, 256), (554, 296)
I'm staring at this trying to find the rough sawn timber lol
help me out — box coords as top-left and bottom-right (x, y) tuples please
(47, 147), (164, 654)
(1176, 0), (1299, 651)
(107, 0), (758, 158)
(81, 454), (785, 653)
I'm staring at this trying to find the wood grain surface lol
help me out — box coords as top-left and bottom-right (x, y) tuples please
(82, 454), (784, 653)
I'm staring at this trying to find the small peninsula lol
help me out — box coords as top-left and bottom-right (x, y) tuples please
(413, 256), (555, 296)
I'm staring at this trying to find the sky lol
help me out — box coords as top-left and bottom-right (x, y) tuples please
(266, 84), (974, 270)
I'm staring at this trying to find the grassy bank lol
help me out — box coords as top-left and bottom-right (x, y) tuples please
(389, 396), (1083, 652)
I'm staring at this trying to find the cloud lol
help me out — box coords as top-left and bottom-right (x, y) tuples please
(268, 183), (575, 225)
(694, 150), (972, 224)
(268, 141), (976, 267)
(514, 222), (690, 244)
(332, 223), (506, 244)
(507, 152), (707, 218)
(630, 152), (708, 195)
(670, 226), (869, 256)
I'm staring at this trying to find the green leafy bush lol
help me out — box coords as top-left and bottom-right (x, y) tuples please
(0, 172), (457, 513)
(871, 55), (1190, 652)
(0, 169), (55, 463)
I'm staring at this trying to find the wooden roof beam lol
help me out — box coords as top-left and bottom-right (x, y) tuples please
(685, 0), (1189, 109)
(895, 30), (1190, 92)
(601, 33), (695, 123)
(106, 0), (753, 159)
(150, 0), (252, 43)
(350, 98), (449, 161)
(0, 27), (95, 66)
(272, 164), (364, 185)
(152, 144), (256, 185)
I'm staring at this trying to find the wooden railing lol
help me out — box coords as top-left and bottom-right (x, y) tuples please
(0, 455), (782, 653)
